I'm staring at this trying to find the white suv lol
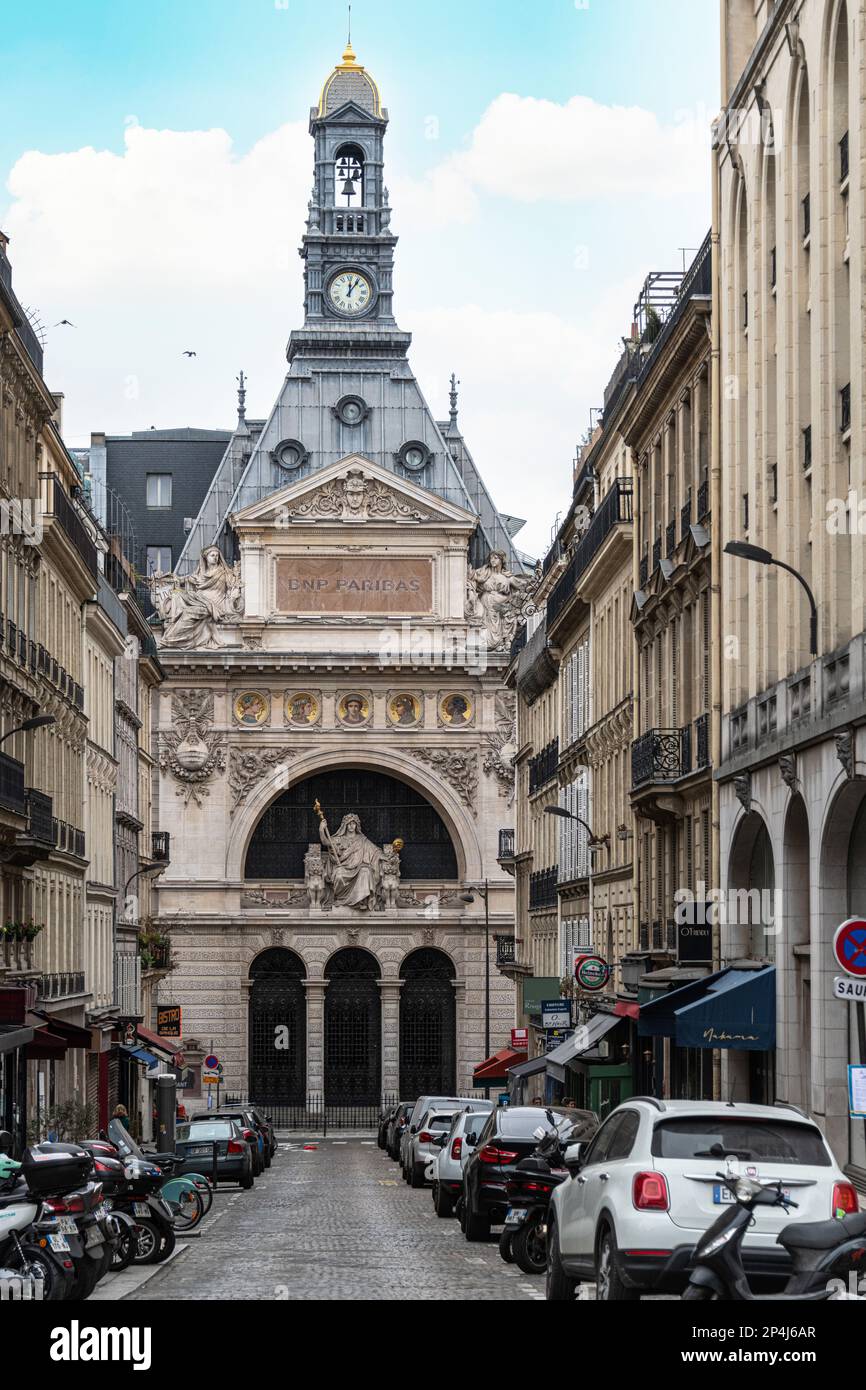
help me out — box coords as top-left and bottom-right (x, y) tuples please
(546, 1098), (859, 1301)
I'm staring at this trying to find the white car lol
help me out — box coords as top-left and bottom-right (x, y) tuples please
(546, 1097), (860, 1301)
(404, 1107), (463, 1188)
(429, 1109), (489, 1218)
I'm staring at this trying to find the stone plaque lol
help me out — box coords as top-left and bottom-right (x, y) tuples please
(275, 557), (432, 614)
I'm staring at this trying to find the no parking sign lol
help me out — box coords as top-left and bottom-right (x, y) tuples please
(833, 919), (866, 978)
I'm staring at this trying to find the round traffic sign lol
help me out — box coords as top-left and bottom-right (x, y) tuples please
(204, 1054), (219, 1069)
(575, 955), (611, 992)
(833, 919), (866, 978)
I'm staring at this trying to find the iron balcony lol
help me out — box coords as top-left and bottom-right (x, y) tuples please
(631, 726), (692, 789)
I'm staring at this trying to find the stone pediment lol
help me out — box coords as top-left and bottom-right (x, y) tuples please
(230, 455), (478, 532)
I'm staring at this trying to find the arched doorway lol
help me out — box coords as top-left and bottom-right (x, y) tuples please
(324, 949), (381, 1105)
(781, 796), (811, 1112)
(244, 768), (459, 881)
(248, 949), (306, 1105)
(727, 811), (776, 1104)
(399, 949), (456, 1099)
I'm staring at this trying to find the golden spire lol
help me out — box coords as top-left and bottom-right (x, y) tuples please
(339, 41), (360, 70)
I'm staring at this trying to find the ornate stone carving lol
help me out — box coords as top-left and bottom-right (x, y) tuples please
(835, 728), (857, 780)
(778, 753), (799, 793)
(315, 805), (403, 911)
(465, 551), (535, 651)
(242, 888), (309, 908)
(159, 690), (225, 806)
(733, 771), (752, 814)
(410, 747), (478, 812)
(147, 547), (244, 650)
(482, 691), (517, 801)
(228, 746), (298, 814)
(304, 845), (325, 909)
(287, 467), (430, 524)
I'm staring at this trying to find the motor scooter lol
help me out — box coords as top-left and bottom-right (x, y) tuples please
(499, 1111), (580, 1276)
(683, 1170), (866, 1301)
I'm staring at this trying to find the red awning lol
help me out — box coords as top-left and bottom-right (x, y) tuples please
(136, 1025), (181, 1057)
(614, 1001), (640, 1021)
(26, 1027), (69, 1060)
(473, 1047), (526, 1082)
(28, 1012), (92, 1047)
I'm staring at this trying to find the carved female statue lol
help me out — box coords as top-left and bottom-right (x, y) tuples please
(466, 550), (532, 651)
(150, 547), (243, 650)
(317, 809), (384, 911)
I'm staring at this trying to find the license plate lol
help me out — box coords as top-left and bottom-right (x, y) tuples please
(713, 1184), (790, 1204)
(505, 1208), (527, 1225)
(56, 1217), (78, 1235)
(48, 1234), (70, 1252)
(188, 1145), (211, 1157)
(85, 1226), (103, 1247)
(133, 1202), (151, 1217)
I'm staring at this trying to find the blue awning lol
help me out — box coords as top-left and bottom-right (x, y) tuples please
(122, 1045), (160, 1067)
(638, 965), (775, 1051)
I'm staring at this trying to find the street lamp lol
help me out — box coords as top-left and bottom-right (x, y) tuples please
(724, 540), (818, 657)
(0, 714), (56, 746)
(461, 880), (491, 1095)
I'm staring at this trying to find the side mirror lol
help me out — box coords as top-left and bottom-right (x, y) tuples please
(0, 1130), (12, 1156)
(563, 1142), (585, 1174)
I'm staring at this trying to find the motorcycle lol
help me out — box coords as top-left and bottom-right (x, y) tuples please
(0, 1134), (75, 1300)
(683, 1170), (866, 1301)
(499, 1111), (576, 1276)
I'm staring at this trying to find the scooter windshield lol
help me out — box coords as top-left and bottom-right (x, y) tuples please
(107, 1118), (145, 1160)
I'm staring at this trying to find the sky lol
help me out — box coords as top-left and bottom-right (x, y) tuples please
(0, 0), (720, 557)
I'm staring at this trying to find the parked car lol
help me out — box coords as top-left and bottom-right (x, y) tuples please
(399, 1096), (492, 1175)
(462, 1106), (595, 1242)
(546, 1098), (861, 1301)
(404, 1107), (462, 1188)
(240, 1106), (277, 1160)
(385, 1102), (415, 1161)
(217, 1106), (274, 1169)
(175, 1120), (255, 1190)
(431, 1109), (489, 1217)
(378, 1104), (400, 1149)
(191, 1109), (265, 1176)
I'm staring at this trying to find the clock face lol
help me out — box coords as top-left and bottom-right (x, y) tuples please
(329, 270), (373, 316)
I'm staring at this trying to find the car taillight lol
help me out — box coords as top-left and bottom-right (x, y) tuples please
(478, 1145), (519, 1165)
(242, 1129), (256, 1142)
(633, 1171), (669, 1211)
(227, 1140), (245, 1155)
(832, 1182), (859, 1216)
(451, 1137), (463, 1160)
(524, 1182), (552, 1193)
(418, 1131), (434, 1144)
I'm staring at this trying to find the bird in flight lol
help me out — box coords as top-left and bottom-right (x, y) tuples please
(182, 350), (197, 357)
(54, 319), (76, 327)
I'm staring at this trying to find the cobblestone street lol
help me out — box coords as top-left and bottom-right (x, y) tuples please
(125, 1140), (545, 1302)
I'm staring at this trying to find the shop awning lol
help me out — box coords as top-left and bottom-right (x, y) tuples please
(473, 1047), (526, 1086)
(0, 1023), (33, 1053)
(507, 1053), (548, 1080)
(28, 1013), (92, 1048)
(614, 1000), (640, 1021)
(122, 1045), (160, 1068)
(638, 965), (775, 1051)
(26, 1027), (69, 1060)
(545, 1013), (621, 1083)
(136, 1025), (181, 1058)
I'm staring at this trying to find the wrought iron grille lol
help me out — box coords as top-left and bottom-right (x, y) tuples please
(399, 949), (456, 1100)
(248, 948), (307, 1105)
(244, 769), (458, 880)
(324, 949), (381, 1105)
(631, 727), (690, 788)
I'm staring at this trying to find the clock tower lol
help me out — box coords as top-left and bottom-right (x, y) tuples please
(290, 42), (410, 361)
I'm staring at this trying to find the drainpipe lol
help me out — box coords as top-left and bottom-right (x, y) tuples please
(710, 117), (723, 1105)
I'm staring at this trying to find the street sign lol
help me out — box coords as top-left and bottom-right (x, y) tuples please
(833, 919), (866, 977)
(834, 975), (866, 1003)
(510, 1028), (529, 1052)
(202, 1074), (220, 1085)
(545, 1028), (572, 1053)
(204, 1053), (219, 1070)
(541, 999), (571, 1029)
(574, 955), (610, 992)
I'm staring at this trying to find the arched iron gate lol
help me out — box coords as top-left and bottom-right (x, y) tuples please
(399, 949), (456, 1099)
(324, 948), (381, 1105)
(248, 948), (306, 1105)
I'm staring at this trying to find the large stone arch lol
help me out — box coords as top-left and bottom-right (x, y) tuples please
(322, 946), (382, 1105)
(778, 794), (811, 1112)
(398, 947), (457, 1100)
(225, 746), (482, 882)
(247, 946), (307, 1106)
(726, 806), (776, 1103)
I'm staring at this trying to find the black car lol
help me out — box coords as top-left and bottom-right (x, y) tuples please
(461, 1107), (597, 1242)
(192, 1109), (266, 1175)
(216, 1107), (275, 1167)
(377, 1104), (399, 1149)
(175, 1120), (255, 1189)
(385, 1102), (415, 1161)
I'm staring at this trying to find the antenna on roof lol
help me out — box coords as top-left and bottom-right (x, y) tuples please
(449, 373), (460, 429)
(348, 2), (351, 44)
(236, 370), (247, 426)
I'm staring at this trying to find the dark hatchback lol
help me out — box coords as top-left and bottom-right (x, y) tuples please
(462, 1107), (597, 1241)
(385, 1102), (415, 1159)
(175, 1120), (254, 1189)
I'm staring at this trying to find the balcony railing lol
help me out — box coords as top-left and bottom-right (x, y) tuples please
(497, 828), (515, 861)
(37, 971), (85, 1001)
(24, 790), (54, 844)
(631, 726), (692, 788)
(697, 479), (709, 521)
(695, 712), (710, 769)
(529, 866), (558, 910)
(495, 936), (517, 967)
(151, 831), (171, 862)
(665, 519), (676, 559)
(510, 623), (528, 663)
(42, 475), (99, 578)
(639, 922), (649, 951)
(0, 751), (26, 816)
(639, 553), (648, 589)
(528, 738), (559, 795)
(841, 383), (851, 434)
(680, 494), (691, 543)
(652, 536), (661, 572)
(546, 479), (632, 629)
(636, 233), (712, 385)
(53, 819), (86, 858)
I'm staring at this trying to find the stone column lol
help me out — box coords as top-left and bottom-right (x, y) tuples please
(303, 980), (327, 1106)
(378, 979), (403, 1101)
(452, 977), (469, 1095)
